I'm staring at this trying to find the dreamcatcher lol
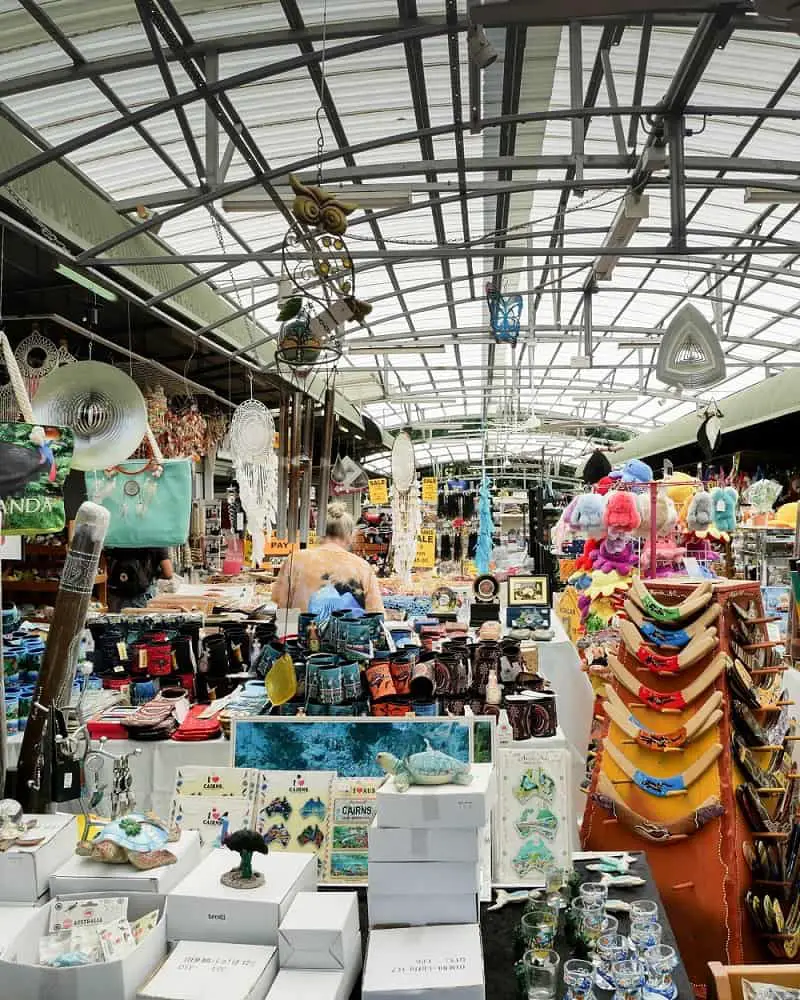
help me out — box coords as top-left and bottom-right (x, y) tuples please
(486, 283), (523, 346)
(228, 398), (278, 566)
(0, 329), (75, 420)
(390, 430), (420, 584)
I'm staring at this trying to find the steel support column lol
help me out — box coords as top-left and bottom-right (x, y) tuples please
(668, 115), (687, 251)
(569, 22), (585, 191)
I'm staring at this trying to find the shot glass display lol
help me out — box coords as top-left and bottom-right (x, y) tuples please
(519, 948), (561, 1000)
(612, 959), (644, 1000)
(571, 897), (606, 952)
(543, 863), (570, 910)
(630, 920), (662, 958)
(564, 958), (596, 1000)
(595, 932), (630, 990)
(521, 903), (559, 956)
(579, 881), (609, 910)
(629, 900), (659, 926)
(642, 945), (679, 1000)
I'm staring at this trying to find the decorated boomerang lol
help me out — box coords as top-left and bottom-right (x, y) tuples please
(603, 684), (723, 750)
(608, 651), (728, 713)
(592, 771), (725, 843)
(603, 737), (723, 797)
(623, 599), (721, 649)
(629, 578), (713, 625)
(620, 619), (718, 676)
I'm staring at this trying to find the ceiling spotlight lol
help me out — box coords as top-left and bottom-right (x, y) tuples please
(468, 24), (498, 69)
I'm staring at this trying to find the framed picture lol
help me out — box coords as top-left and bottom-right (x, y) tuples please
(507, 575), (550, 607)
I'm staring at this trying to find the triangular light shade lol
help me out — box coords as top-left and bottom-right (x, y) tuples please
(656, 304), (726, 389)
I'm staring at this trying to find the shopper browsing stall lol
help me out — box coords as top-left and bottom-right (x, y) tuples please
(271, 502), (384, 616)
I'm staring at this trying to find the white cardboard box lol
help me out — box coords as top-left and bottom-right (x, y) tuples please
(367, 890), (478, 928)
(367, 820), (481, 863)
(368, 861), (480, 896)
(0, 892), (167, 1000)
(50, 829), (202, 896)
(138, 941), (278, 1000)
(362, 923), (485, 1000)
(278, 891), (361, 974)
(167, 848), (316, 946)
(375, 764), (495, 830)
(265, 968), (348, 1000)
(0, 905), (39, 956)
(0, 813), (78, 903)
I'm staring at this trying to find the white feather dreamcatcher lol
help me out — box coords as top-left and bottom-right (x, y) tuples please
(390, 430), (420, 584)
(229, 398), (278, 566)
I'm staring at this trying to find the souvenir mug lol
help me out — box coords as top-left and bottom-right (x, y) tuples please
(318, 662), (344, 705)
(412, 700), (437, 717)
(340, 660), (362, 701)
(5, 694), (19, 736)
(366, 660), (396, 701)
(306, 653), (338, 702)
(409, 659), (436, 700)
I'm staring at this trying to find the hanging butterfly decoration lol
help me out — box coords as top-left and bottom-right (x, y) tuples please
(486, 284), (523, 345)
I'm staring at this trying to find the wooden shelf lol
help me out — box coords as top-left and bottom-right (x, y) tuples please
(25, 544), (68, 557)
(3, 574), (107, 592)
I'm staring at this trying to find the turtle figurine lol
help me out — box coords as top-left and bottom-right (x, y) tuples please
(75, 813), (179, 870)
(376, 739), (473, 793)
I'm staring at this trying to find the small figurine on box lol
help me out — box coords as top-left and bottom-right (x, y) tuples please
(220, 828), (269, 889)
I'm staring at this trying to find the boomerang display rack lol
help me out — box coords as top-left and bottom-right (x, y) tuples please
(581, 577), (799, 987)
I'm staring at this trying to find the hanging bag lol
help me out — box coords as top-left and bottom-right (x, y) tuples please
(85, 426), (192, 547)
(0, 332), (74, 534)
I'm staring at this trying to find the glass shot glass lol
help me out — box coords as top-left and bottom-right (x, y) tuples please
(595, 932), (630, 990)
(612, 958), (644, 1000)
(571, 897), (606, 952)
(629, 900), (659, 926)
(543, 862), (570, 910)
(630, 920), (662, 958)
(579, 881), (609, 910)
(519, 948), (561, 1000)
(642, 945), (679, 1000)
(564, 958), (596, 1000)
(520, 904), (559, 956)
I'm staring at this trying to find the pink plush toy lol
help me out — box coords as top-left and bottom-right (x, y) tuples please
(603, 491), (641, 534)
(590, 538), (638, 574)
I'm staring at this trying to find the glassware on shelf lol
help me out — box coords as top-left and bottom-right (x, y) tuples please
(543, 863), (570, 910)
(642, 945), (678, 1000)
(579, 881), (609, 910)
(612, 958), (644, 1000)
(519, 948), (561, 1000)
(564, 958), (596, 1000)
(630, 920), (663, 958)
(595, 932), (630, 991)
(629, 900), (659, 926)
(521, 901), (559, 956)
(571, 898), (606, 953)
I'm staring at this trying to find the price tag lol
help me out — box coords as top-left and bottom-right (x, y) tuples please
(413, 527), (436, 569)
(368, 479), (389, 504)
(421, 477), (438, 504)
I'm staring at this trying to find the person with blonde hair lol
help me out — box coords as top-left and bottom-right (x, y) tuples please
(271, 502), (384, 616)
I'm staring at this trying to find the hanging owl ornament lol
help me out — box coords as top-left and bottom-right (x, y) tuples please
(276, 175), (372, 375)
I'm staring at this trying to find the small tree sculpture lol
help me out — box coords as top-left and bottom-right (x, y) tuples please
(220, 829), (269, 890)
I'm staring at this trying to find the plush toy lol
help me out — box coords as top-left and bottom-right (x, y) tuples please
(587, 570), (633, 599)
(710, 486), (737, 533)
(572, 493), (607, 538)
(595, 476), (616, 496)
(620, 459), (653, 485)
(635, 491), (677, 537)
(686, 491), (714, 534)
(664, 472), (696, 509)
(575, 537), (601, 572)
(604, 491), (641, 534)
(591, 538), (638, 575)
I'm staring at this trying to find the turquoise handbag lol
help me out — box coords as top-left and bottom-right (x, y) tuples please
(85, 454), (192, 547)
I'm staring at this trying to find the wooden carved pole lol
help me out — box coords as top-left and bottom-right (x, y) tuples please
(16, 501), (109, 812)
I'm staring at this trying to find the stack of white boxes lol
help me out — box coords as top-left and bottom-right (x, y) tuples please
(367, 763), (495, 928)
(363, 763), (494, 1000)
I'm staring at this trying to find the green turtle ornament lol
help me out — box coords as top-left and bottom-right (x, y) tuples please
(376, 740), (473, 793)
(76, 813), (179, 870)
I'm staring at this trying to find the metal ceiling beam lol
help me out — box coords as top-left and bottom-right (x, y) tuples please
(470, 2), (783, 31)
(446, 0), (476, 299)
(14, 0), (275, 295)
(0, 16), (457, 99)
(85, 244), (800, 265)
